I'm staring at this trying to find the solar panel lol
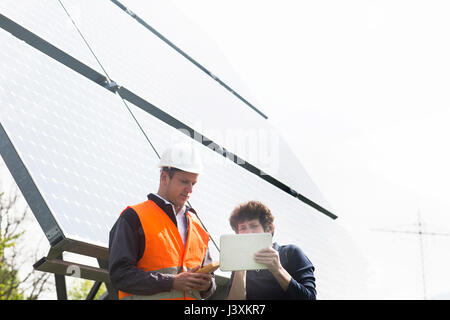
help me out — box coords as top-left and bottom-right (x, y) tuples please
(0, 2), (368, 299)
(57, 0), (332, 211)
(0, 0), (104, 75)
(111, 0), (262, 114)
(0, 28), (159, 247)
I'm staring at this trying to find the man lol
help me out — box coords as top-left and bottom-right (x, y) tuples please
(226, 201), (316, 300)
(109, 143), (216, 300)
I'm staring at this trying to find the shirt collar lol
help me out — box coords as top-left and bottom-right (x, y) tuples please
(147, 193), (197, 217)
(151, 193), (186, 216)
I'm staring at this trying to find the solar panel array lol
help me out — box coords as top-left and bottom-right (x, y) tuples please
(0, 0), (368, 298)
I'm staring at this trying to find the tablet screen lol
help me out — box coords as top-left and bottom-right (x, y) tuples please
(219, 233), (272, 271)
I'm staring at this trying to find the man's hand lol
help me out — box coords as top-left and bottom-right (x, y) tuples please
(254, 247), (282, 273)
(172, 266), (212, 292)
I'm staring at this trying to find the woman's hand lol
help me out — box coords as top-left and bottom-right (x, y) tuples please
(254, 247), (292, 291)
(254, 247), (282, 273)
(226, 270), (246, 300)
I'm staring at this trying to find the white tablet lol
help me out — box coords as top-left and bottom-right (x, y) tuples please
(219, 233), (273, 271)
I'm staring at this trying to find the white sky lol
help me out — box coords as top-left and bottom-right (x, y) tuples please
(1, 0), (449, 299)
(168, 0), (450, 299)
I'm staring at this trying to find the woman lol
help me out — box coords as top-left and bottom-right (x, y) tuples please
(226, 201), (316, 300)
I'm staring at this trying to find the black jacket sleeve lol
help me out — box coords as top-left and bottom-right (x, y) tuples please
(108, 208), (174, 295)
(283, 245), (317, 300)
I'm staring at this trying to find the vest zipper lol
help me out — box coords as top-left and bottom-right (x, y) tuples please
(181, 212), (192, 299)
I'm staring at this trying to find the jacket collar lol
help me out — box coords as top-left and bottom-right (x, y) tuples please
(273, 242), (280, 251)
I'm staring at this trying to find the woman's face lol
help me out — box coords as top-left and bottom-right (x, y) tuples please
(236, 219), (266, 234)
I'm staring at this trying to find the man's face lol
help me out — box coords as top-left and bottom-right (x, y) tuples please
(236, 219), (266, 234)
(161, 170), (198, 210)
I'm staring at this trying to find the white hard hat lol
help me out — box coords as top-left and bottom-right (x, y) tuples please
(158, 143), (203, 174)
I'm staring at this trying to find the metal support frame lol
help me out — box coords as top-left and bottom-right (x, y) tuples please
(54, 254), (67, 300)
(97, 258), (118, 300)
(33, 238), (118, 300)
(86, 281), (102, 300)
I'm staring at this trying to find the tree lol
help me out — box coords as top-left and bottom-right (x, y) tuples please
(0, 188), (51, 300)
(68, 279), (107, 300)
(0, 214), (24, 300)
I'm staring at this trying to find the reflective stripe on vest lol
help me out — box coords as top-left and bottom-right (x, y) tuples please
(118, 200), (209, 300)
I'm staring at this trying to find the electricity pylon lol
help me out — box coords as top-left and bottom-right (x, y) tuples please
(371, 209), (450, 300)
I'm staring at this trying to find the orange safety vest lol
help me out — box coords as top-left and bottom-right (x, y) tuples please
(118, 200), (210, 300)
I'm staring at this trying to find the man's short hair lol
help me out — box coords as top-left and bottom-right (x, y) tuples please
(229, 201), (275, 235)
(161, 166), (181, 179)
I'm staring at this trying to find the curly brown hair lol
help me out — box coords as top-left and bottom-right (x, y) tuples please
(229, 201), (274, 235)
